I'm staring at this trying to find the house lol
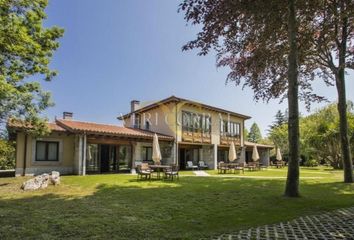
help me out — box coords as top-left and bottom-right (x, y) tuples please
(8, 96), (273, 176)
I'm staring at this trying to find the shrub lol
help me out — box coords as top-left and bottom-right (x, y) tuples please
(304, 159), (319, 167)
(0, 140), (15, 170)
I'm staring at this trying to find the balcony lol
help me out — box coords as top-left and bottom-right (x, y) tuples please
(220, 135), (241, 146)
(182, 130), (211, 144)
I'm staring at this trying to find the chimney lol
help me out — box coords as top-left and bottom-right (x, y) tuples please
(63, 112), (73, 120)
(131, 100), (140, 112)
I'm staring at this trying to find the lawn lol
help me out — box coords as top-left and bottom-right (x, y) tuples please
(0, 167), (353, 239)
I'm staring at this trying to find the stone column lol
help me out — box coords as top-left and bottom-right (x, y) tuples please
(239, 147), (246, 164)
(74, 135), (83, 175)
(174, 141), (178, 166)
(213, 143), (218, 170)
(262, 149), (270, 166)
(131, 142), (140, 174)
(82, 134), (87, 176)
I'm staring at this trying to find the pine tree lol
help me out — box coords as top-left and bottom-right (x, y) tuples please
(269, 110), (287, 130)
(247, 123), (262, 143)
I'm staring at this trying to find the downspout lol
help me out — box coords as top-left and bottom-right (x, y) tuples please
(22, 134), (27, 176)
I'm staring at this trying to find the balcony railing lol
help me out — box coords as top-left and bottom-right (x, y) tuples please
(220, 135), (241, 146)
(182, 130), (211, 144)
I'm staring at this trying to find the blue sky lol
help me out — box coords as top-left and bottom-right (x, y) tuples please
(42, 0), (354, 136)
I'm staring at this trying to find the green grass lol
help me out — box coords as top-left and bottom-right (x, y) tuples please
(0, 167), (353, 239)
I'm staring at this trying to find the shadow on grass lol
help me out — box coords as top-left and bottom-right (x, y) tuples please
(0, 177), (353, 239)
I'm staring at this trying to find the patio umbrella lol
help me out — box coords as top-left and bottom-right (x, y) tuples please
(228, 141), (237, 162)
(252, 144), (260, 162)
(276, 148), (282, 161)
(152, 133), (162, 164)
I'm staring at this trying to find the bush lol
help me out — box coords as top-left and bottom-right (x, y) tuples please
(0, 140), (15, 170)
(304, 159), (319, 167)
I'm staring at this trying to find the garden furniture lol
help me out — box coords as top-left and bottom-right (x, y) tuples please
(164, 165), (179, 181)
(198, 161), (209, 170)
(186, 161), (198, 170)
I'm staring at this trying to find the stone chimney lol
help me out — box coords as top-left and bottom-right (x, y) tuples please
(131, 100), (140, 112)
(63, 112), (73, 120)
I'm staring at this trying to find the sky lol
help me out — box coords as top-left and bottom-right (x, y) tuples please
(42, 0), (354, 136)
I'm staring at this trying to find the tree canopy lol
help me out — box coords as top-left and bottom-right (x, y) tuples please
(0, 0), (64, 135)
(247, 122), (262, 143)
(269, 110), (287, 131)
(269, 102), (354, 169)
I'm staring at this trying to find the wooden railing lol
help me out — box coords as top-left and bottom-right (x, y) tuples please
(182, 130), (211, 144)
(220, 135), (240, 145)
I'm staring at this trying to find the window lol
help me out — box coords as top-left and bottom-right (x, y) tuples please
(182, 111), (192, 132)
(182, 111), (211, 133)
(119, 145), (132, 171)
(86, 144), (99, 172)
(220, 120), (241, 137)
(36, 141), (59, 161)
(145, 121), (150, 130)
(142, 146), (152, 161)
(133, 114), (141, 128)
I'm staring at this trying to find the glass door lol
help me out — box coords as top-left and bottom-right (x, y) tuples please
(86, 144), (99, 173)
(118, 145), (131, 172)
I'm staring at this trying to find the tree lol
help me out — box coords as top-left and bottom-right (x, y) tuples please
(0, 139), (14, 170)
(269, 123), (289, 158)
(305, 0), (354, 183)
(243, 127), (249, 142)
(180, 0), (304, 196)
(0, 0), (64, 135)
(301, 102), (354, 169)
(284, 0), (300, 197)
(269, 110), (287, 131)
(247, 123), (262, 143)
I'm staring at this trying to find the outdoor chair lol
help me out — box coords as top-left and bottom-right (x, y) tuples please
(260, 163), (268, 170)
(136, 165), (152, 180)
(164, 165), (179, 181)
(218, 161), (230, 174)
(186, 161), (198, 170)
(275, 161), (284, 168)
(233, 163), (245, 174)
(198, 161), (209, 170)
(141, 163), (154, 172)
(245, 162), (257, 171)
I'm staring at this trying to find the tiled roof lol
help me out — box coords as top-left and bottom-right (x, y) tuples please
(244, 141), (274, 149)
(48, 122), (67, 132)
(7, 119), (66, 132)
(8, 118), (174, 141)
(56, 119), (174, 140)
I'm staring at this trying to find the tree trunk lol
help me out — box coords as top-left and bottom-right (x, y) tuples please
(335, 3), (353, 183)
(336, 73), (353, 182)
(284, 0), (300, 197)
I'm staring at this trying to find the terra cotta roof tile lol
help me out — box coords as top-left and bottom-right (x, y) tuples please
(56, 119), (174, 140)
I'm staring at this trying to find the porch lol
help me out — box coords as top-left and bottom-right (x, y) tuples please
(75, 135), (175, 175)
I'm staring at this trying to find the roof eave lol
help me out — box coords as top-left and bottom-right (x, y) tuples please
(117, 96), (252, 120)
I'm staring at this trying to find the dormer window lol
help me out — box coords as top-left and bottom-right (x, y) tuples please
(145, 121), (150, 130)
(133, 114), (141, 129)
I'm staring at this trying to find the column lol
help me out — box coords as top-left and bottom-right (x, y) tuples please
(240, 147), (246, 164)
(82, 134), (87, 176)
(131, 142), (136, 174)
(213, 143), (218, 170)
(174, 141), (178, 166)
(74, 135), (82, 175)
